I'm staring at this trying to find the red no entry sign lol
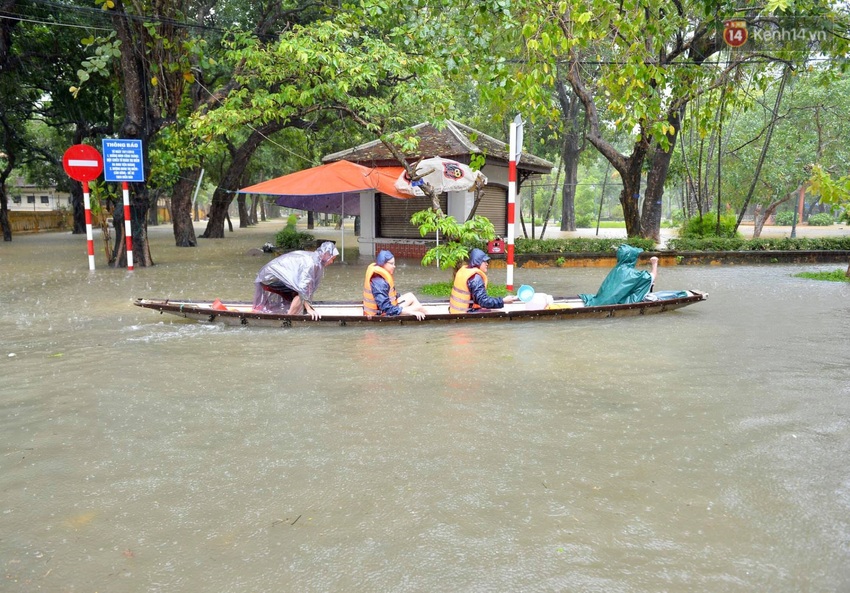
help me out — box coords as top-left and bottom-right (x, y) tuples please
(62, 144), (104, 182)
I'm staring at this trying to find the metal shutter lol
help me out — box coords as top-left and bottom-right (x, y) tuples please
(473, 185), (507, 236)
(377, 193), (448, 239)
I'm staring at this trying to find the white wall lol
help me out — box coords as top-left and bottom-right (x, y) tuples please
(358, 191), (377, 256)
(9, 190), (72, 212)
(446, 190), (474, 221)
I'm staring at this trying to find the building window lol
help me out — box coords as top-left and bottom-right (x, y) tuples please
(41, 195), (49, 204)
(12, 196), (21, 204)
(26, 195), (35, 204)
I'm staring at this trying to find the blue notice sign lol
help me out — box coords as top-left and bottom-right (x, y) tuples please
(102, 139), (145, 182)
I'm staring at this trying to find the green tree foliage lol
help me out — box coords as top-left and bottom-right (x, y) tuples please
(713, 69), (850, 233)
(809, 164), (850, 209)
(0, 1), (117, 240)
(484, 0), (849, 241)
(190, 18), (452, 141)
(410, 208), (496, 270)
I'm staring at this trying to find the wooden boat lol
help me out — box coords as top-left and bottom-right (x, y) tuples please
(133, 290), (707, 327)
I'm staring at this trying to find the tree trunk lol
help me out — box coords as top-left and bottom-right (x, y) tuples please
(171, 170), (198, 247)
(541, 143), (565, 238)
(556, 81), (585, 232)
(640, 149), (669, 242)
(641, 112), (681, 242)
(619, 149), (647, 237)
(566, 61), (648, 238)
(0, 142), (14, 240)
(148, 191), (160, 226)
(0, 190), (10, 241)
(204, 188), (232, 238)
(70, 183), (85, 234)
(752, 204), (766, 238)
(201, 122), (285, 239)
(109, 1), (157, 267)
(753, 188), (795, 238)
(237, 195), (249, 227)
(619, 177), (642, 237)
(560, 162), (577, 232)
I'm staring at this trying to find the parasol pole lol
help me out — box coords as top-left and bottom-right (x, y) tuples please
(340, 197), (345, 262)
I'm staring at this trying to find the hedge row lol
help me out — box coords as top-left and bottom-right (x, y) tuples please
(515, 237), (656, 254)
(510, 236), (850, 253)
(666, 236), (850, 251)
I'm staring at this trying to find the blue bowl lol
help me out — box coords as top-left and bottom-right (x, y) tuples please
(517, 284), (535, 303)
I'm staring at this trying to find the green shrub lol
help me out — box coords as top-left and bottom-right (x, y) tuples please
(667, 236), (850, 251)
(274, 214), (315, 250)
(515, 237), (656, 253)
(808, 212), (834, 226)
(774, 211), (795, 226)
(793, 269), (850, 282)
(420, 281), (509, 297)
(575, 214), (594, 228)
(670, 209), (686, 226)
(679, 214), (740, 238)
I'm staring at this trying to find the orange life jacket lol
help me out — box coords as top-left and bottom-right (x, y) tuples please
(449, 266), (487, 314)
(362, 263), (398, 316)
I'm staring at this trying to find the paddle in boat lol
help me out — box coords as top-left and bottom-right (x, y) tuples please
(133, 289), (707, 328)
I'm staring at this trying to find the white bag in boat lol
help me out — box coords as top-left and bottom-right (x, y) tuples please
(525, 293), (553, 311)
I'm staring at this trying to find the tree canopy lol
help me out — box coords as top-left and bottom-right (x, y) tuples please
(1, 0), (849, 254)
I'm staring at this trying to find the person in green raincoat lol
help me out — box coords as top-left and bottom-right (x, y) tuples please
(579, 244), (659, 306)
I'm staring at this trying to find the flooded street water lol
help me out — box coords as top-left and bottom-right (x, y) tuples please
(2, 221), (849, 592)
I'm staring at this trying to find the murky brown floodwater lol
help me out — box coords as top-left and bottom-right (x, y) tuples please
(2, 221), (849, 592)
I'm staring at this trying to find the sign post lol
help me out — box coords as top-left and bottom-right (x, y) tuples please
(102, 139), (144, 270)
(506, 114), (524, 291)
(62, 144), (104, 271)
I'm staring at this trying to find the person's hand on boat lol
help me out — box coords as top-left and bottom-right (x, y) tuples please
(503, 295), (519, 304)
(406, 308), (426, 320)
(304, 302), (321, 320)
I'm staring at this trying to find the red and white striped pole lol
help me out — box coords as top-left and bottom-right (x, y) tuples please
(122, 181), (134, 271)
(83, 181), (95, 271)
(506, 118), (519, 291)
(62, 144), (103, 271)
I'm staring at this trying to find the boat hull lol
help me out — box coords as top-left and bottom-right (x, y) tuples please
(133, 291), (708, 328)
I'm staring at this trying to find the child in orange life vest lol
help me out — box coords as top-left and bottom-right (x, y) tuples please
(362, 250), (428, 320)
(449, 248), (519, 314)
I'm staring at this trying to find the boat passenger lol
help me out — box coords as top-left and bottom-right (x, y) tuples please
(363, 250), (428, 320)
(252, 241), (338, 319)
(579, 244), (659, 306)
(449, 248), (518, 314)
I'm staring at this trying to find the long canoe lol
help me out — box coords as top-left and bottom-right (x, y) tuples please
(133, 290), (707, 327)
